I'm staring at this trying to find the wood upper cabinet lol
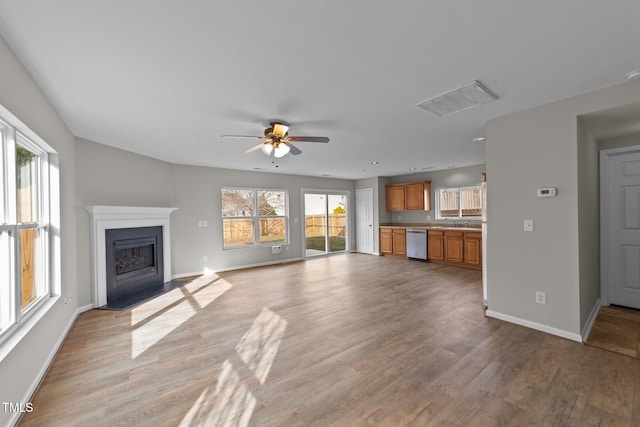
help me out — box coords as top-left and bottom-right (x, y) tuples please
(463, 231), (482, 268)
(385, 185), (405, 211)
(405, 182), (431, 211)
(427, 230), (444, 261)
(379, 227), (406, 256)
(385, 181), (431, 211)
(444, 230), (464, 264)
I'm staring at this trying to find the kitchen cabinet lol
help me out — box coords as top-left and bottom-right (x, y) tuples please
(444, 230), (464, 264)
(385, 185), (405, 211)
(463, 231), (482, 268)
(427, 230), (444, 261)
(380, 227), (406, 257)
(385, 181), (431, 211)
(427, 229), (482, 270)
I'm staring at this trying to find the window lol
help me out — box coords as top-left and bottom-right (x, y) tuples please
(222, 188), (288, 248)
(0, 112), (53, 342)
(437, 185), (482, 219)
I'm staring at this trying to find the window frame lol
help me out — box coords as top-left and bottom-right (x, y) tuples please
(221, 187), (289, 249)
(0, 108), (55, 346)
(436, 183), (483, 220)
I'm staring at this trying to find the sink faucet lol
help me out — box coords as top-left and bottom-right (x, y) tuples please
(446, 218), (459, 227)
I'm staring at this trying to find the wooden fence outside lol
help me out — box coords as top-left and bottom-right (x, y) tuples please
(223, 214), (346, 243)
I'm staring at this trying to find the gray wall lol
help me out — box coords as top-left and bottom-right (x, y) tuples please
(75, 138), (176, 305)
(486, 80), (640, 338)
(0, 36), (78, 426)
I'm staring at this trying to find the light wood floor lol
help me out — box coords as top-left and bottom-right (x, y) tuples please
(19, 254), (640, 426)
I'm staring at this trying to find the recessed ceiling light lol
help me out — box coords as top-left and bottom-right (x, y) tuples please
(408, 167), (417, 171)
(472, 137), (486, 143)
(371, 161), (380, 165)
(447, 165), (457, 169)
(417, 80), (498, 117)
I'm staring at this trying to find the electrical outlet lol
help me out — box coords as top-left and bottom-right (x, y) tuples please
(203, 255), (208, 262)
(536, 291), (546, 304)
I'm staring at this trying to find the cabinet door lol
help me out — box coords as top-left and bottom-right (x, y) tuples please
(428, 232), (444, 261)
(380, 229), (394, 254)
(393, 229), (406, 255)
(464, 232), (482, 268)
(385, 185), (405, 211)
(405, 183), (426, 210)
(444, 231), (464, 263)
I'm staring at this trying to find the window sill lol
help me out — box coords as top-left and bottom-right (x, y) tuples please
(0, 295), (60, 363)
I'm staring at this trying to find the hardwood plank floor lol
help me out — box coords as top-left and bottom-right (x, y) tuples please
(18, 254), (640, 426)
(586, 305), (640, 358)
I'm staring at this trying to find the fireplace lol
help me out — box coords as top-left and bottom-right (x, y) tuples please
(105, 226), (164, 302)
(85, 206), (177, 307)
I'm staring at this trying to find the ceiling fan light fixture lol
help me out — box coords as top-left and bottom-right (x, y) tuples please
(273, 143), (290, 158)
(261, 143), (274, 155)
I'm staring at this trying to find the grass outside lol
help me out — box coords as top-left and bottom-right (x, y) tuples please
(306, 235), (346, 252)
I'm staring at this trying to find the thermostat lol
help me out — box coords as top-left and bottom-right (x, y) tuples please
(537, 187), (557, 198)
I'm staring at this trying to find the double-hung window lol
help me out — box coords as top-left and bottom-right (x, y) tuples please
(222, 188), (288, 248)
(0, 111), (53, 343)
(437, 185), (482, 219)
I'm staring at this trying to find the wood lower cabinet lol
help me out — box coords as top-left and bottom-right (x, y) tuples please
(463, 231), (482, 268)
(427, 230), (444, 261)
(428, 229), (482, 270)
(444, 231), (464, 264)
(380, 227), (406, 257)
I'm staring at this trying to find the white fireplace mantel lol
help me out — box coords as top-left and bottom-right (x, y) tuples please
(85, 206), (177, 307)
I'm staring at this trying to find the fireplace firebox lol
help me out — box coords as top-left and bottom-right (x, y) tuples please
(105, 226), (164, 302)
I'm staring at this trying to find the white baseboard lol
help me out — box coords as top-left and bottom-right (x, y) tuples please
(485, 309), (583, 343)
(171, 257), (305, 280)
(10, 304), (89, 427)
(581, 299), (601, 343)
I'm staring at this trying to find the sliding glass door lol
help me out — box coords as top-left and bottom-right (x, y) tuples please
(303, 191), (348, 257)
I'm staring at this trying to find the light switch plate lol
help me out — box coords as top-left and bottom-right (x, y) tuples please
(524, 219), (534, 232)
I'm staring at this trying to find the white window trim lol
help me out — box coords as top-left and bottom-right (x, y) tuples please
(435, 183), (483, 221)
(0, 103), (59, 348)
(222, 187), (290, 249)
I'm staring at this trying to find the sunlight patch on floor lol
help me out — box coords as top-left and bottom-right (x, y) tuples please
(179, 360), (256, 427)
(130, 274), (232, 358)
(180, 307), (287, 425)
(235, 307), (288, 385)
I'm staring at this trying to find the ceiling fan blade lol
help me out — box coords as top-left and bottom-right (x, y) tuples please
(286, 142), (302, 155)
(272, 123), (290, 137)
(286, 136), (329, 143)
(243, 142), (267, 153)
(221, 135), (267, 140)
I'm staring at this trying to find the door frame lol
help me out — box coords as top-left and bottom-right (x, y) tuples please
(599, 144), (640, 306)
(301, 189), (350, 258)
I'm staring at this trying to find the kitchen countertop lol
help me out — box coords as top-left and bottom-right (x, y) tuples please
(379, 223), (481, 232)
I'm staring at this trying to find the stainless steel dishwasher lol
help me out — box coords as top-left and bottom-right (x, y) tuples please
(406, 229), (427, 260)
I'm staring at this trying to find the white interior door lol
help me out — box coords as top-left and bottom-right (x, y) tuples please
(602, 146), (640, 309)
(356, 188), (374, 254)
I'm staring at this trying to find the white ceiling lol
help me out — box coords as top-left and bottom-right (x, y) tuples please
(0, 1), (639, 179)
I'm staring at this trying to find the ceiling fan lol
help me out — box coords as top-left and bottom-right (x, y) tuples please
(221, 122), (329, 158)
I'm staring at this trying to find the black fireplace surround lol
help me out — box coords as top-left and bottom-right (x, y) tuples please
(105, 226), (164, 304)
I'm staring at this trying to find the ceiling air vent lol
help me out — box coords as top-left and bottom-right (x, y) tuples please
(417, 80), (498, 117)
